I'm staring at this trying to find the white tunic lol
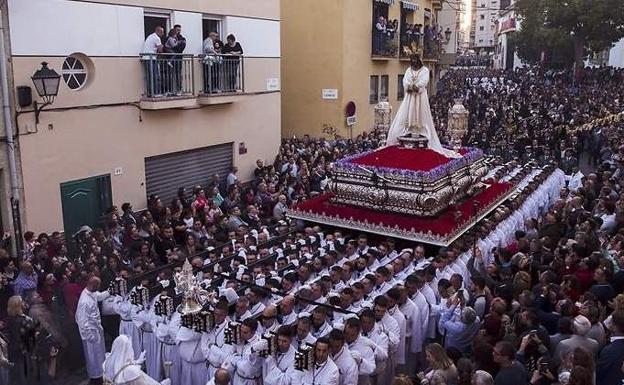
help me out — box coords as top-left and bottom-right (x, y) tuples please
(347, 335), (376, 385)
(176, 326), (207, 385)
(76, 288), (110, 379)
(222, 334), (263, 385)
(200, 319), (233, 379)
(263, 346), (296, 385)
(388, 306), (407, 365)
(113, 297), (142, 359)
(292, 358), (340, 385)
(332, 346), (358, 385)
(363, 324), (389, 376)
(153, 313), (181, 385)
(410, 291), (430, 352)
(138, 305), (160, 380)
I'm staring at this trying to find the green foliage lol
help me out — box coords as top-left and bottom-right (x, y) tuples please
(513, 0), (624, 67)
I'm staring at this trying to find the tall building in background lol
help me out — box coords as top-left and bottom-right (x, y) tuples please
(282, 0), (448, 139)
(495, 0), (524, 69)
(470, 0), (499, 53)
(438, 0), (464, 61)
(3, 0), (281, 234)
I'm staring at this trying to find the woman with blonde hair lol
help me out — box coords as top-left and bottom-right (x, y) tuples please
(417, 343), (459, 385)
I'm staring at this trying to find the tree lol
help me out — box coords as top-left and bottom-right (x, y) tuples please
(514, 0), (624, 68)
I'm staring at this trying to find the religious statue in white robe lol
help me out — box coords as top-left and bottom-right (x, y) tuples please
(103, 335), (170, 385)
(385, 56), (461, 158)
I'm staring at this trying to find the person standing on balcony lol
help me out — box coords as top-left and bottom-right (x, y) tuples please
(142, 26), (165, 97)
(374, 16), (387, 55)
(222, 34), (243, 92)
(203, 31), (224, 93)
(165, 25), (186, 96)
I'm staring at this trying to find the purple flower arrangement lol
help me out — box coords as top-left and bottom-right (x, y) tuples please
(334, 147), (484, 182)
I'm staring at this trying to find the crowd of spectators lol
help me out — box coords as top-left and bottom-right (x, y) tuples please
(454, 55), (493, 68)
(432, 66), (624, 168)
(1, 65), (624, 385)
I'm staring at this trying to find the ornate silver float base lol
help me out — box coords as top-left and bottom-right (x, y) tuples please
(331, 156), (488, 217)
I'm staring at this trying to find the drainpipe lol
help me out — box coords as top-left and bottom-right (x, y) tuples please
(0, 13), (23, 253)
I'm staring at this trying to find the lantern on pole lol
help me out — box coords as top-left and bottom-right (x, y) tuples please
(447, 98), (469, 151)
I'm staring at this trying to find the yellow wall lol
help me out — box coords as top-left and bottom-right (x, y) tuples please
(282, 0), (437, 139)
(281, 0), (344, 139)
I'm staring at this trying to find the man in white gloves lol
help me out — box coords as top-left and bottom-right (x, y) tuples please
(344, 316), (377, 385)
(76, 276), (110, 384)
(202, 301), (234, 379)
(373, 296), (400, 381)
(222, 318), (266, 385)
(328, 329), (358, 385)
(263, 325), (296, 385)
(292, 337), (339, 385)
(360, 309), (389, 384)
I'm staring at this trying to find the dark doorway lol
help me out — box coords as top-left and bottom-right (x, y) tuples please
(144, 15), (169, 40)
(506, 32), (516, 70)
(202, 18), (221, 40)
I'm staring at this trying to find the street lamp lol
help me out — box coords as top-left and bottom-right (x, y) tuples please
(31, 62), (60, 124)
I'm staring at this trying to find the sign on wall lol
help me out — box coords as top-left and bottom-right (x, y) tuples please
(322, 89), (338, 99)
(266, 78), (280, 91)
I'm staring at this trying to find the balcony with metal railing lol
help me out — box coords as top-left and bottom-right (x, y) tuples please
(197, 54), (245, 105)
(372, 25), (399, 59)
(139, 53), (245, 109)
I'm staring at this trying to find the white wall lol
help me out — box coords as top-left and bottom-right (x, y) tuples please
(224, 16), (280, 57)
(609, 39), (624, 68)
(8, 0), (280, 58)
(8, 0), (144, 56)
(173, 11), (203, 55)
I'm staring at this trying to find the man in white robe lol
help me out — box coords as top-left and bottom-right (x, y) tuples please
(385, 54), (460, 159)
(222, 318), (266, 385)
(293, 315), (317, 349)
(113, 295), (142, 359)
(201, 301), (233, 379)
(176, 319), (207, 385)
(359, 310), (389, 383)
(263, 326), (296, 385)
(76, 276), (110, 383)
(329, 330), (359, 385)
(291, 337), (339, 385)
(344, 317), (376, 385)
(404, 275), (430, 371)
(139, 298), (160, 380)
(386, 290), (407, 371)
(154, 310), (181, 385)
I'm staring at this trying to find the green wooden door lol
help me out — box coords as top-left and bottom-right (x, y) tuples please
(60, 174), (112, 236)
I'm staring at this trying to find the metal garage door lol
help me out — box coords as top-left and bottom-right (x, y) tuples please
(144, 143), (233, 204)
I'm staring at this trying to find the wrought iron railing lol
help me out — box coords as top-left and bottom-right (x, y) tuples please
(372, 26), (399, 58)
(140, 53), (195, 98)
(200, 54), (245, 94)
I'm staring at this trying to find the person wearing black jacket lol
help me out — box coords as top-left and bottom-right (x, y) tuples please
(596, 310), (624, 385)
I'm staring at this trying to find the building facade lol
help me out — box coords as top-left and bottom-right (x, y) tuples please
(470, 0), (499, 53)
(438, 0), (464, 61)
(608, 39), (624, 68)
(3, 0), (281, 235)
(281, 0), (448, 139)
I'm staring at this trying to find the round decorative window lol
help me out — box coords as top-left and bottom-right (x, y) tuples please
(62, 56), (88, 90)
